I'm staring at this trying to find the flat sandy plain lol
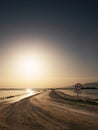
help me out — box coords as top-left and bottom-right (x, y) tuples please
(0, 90), (98, 130)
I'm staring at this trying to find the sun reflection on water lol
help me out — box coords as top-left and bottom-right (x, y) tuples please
(26, 88), (35, 96)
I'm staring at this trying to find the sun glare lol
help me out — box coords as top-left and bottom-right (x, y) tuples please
(17, 55), (44, 79)
(26, 88), (35, 96)
(22, 58), (41, 73)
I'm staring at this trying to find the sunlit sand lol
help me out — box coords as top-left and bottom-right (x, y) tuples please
(0, 89), (98, 130)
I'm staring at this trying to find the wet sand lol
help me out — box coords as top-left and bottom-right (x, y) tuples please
(0, 90), (98, 130)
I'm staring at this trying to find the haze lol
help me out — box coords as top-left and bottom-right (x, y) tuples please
(0, 0), (98, 88)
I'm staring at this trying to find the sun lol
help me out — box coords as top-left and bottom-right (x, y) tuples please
(22, 58), (41, 74)
(17, 56), (44, 79)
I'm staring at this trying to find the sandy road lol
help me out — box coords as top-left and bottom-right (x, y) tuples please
(0, 90), (98, 130)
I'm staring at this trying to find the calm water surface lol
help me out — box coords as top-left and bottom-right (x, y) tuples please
(0, 89), (39, 103)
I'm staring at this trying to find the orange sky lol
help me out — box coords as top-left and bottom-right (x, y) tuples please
(0, 38), (98, 88)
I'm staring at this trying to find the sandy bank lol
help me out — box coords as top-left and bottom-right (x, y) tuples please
(0, 90), (98, 130)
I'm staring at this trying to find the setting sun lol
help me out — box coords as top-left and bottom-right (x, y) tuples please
(16, 55), (44, 79)
(20, 57), (42, 75)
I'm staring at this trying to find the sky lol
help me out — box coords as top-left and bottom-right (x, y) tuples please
(0, 0), (98, 88)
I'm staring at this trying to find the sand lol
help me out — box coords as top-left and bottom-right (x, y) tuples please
(0, 90), (98, 130)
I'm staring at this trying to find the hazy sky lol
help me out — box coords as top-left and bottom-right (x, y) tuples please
(0, 0), (98, 88)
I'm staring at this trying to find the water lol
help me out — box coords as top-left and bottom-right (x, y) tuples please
(0, 90), (26, 98)
(0, 89), (39, 103)
(80, 89), (98, 99)
(60, 89), (98, 99)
